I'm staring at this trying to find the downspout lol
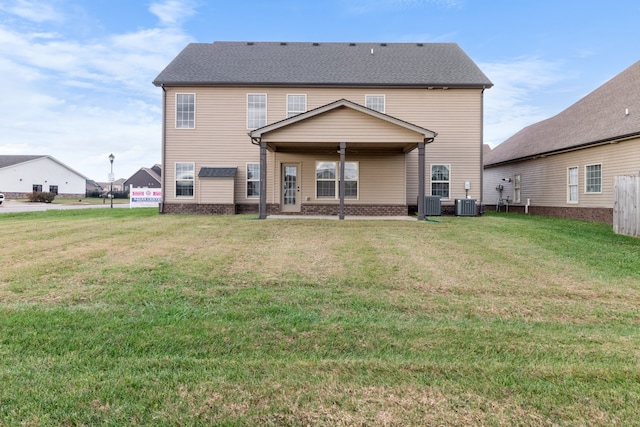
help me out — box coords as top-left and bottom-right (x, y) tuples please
(479, 86), (485, 214)
(160, 84), (167, 214)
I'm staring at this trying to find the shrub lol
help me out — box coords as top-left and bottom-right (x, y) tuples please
(27, 192), (56, 203)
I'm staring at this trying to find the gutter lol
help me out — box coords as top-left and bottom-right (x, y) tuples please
(160, 84), (166, 213)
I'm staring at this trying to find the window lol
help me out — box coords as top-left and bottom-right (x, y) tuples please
(568, 167), (578, 203)
(247, 163), (260, 198)
(33, 184), (42, 192)
(365, 95), (385, 113)
(431, 165), (450, 199)
(287, 94), (306, 118)
(247, 94), (267, 129)
(175, 162), (194, 197)
(585, 164), (602, 193)
(176, 94), (195, 128)
(49, 185), (58, 195)
(513, 174), (521, 203)
(315, 161), (359, 199)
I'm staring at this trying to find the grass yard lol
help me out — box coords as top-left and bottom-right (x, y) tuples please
(1, 209), (639, 426)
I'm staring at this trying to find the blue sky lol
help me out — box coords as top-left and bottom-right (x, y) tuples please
(1, 0), (639, 180)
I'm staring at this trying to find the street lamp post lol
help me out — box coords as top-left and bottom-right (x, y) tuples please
(108, 153), (115, 208)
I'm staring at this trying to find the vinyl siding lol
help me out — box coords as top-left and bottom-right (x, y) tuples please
(163, 86), (484, 206)
(199, 178), (234, 204)
(483, 137), (640, 208)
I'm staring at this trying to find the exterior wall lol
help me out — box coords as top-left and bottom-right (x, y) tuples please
(163, 86), (484, 213)
(0, 157), (86, 198)
(199, 177), (234, 204)
(483, 137), (640, 223)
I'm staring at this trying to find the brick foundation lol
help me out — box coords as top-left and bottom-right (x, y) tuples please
(161, 203), (236, 215)
(485, 205), (613, 224)
(300, 204), (408, 216)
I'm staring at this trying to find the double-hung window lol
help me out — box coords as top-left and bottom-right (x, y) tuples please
(567, 167), (578, 203)
(247, 94), (267, 129)
(176, 162), (195, 197)
(365, 95), (385, 113)
(585, 164), (602, 193)
(431, 165), (450, 199)
(315, 161), (358, 199)
(247, 163), (260, 198)
(513, 174), (521, 203)
(176, 94), (195, 128)
(287, 94), (306, 118)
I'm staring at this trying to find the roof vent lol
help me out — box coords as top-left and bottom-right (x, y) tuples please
(247, 42), (254, 46)
(312, 42), (319, 46)
(380, 43), (387, 46)
(349, 43), (356, 46)
(280, 42), (287, 46)
(417, 43), (423, 47)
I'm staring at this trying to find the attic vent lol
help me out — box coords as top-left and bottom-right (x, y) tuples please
(247, 42), (254, 45)
(349, 43), (356, 46)
(416, 43), (423, 47)
(280, 42), (287, 46)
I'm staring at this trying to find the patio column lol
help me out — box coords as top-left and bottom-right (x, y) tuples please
(417, 141), (426, 221)
(259, 141), (267, 219)
(338, 141), (346, 220)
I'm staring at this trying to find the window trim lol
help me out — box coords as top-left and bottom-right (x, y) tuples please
(246, 163), (260, 198)
(286, 94), (307, 118)
(175, 162), (195, 199)
(365, 94), (385, 113)
(315, 161), (359, 200)
(430, 164), (451, 200)
(585, 163), (602, 194)
(175, 93), (195, 129)
(247, 93), (267, 129)
(567, 166), (579, 204)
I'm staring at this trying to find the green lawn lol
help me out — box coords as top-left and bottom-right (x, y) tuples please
(1, 209), (639, 426)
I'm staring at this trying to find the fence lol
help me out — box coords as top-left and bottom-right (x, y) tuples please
(613, 175), (640, 237)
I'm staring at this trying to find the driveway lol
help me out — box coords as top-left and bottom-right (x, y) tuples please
(0, 199), (130, 213)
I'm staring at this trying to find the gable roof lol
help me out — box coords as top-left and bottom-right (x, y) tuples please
(485, 60), (640, 167)
(249, 98), (437, 141)
(0, 155), (88, 179)
(153, 41), (493, 88)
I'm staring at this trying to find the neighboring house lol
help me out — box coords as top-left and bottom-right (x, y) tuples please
(153, 41), (493, 219)
(96, 178), (126, 194)
(86, 180), (104, 196)
(0, 155), (87, 198)
(123, 165), (162, 190)
(483, 60), (640, 223)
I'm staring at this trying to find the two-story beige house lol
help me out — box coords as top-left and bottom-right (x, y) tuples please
(153, 42), (492, 219)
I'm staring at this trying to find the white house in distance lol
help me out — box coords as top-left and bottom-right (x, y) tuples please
(0, 155), (87, 199)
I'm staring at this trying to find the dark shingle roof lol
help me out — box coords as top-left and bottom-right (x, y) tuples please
(198, 167), (237, 178)
(153, 41), (492, 88)
(485, 60), (640, 167)
(0, 155), (47, 169)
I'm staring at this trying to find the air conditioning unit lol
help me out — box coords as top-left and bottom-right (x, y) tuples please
(455, 198), (477, 216)
(423, 196), (441, 216)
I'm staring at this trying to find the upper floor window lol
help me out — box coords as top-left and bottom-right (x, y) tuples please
(176, 162), (195, 197)
(431, 165), (450, 199)
(247, 94), (267, 129)
(287, 94), (307, 118)
(585, 164), (602, 193)
(365, 95), (385, 113)
(176, 94), (195, 128)
(568, 167), (578, 203)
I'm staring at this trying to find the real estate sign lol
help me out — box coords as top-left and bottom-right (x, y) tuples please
(130, 187), (162, 208)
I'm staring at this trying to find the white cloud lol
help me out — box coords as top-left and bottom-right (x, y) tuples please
(149, 0), (197, 26)
(0, 0), (63, 22)
(481, 57), (568, 147)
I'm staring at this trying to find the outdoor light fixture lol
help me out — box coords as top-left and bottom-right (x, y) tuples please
(108, 153), (115, 208)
